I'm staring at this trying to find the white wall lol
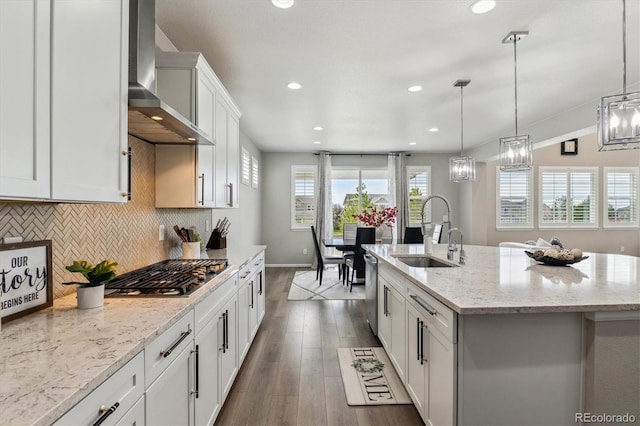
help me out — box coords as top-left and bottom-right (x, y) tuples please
(261, 151), (459, 266)
(211, 130), (262, 248)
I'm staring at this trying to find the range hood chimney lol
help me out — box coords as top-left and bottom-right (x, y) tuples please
(128, 0), (213, 145)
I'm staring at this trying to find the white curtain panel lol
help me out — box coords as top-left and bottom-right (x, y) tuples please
(315, 152), (333, 243)
(389, 153), (409, 241)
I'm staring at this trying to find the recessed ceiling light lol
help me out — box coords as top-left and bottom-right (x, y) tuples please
(272, 0), (294, 9)
(429, 127), (439, 132)
(313, 126), (323, 131)
(313, 141), (321, 145)
(287, 82), (302, 90)
(470, 0), (496, 14)
(187, 137), (196, 141)
(409, 141), (417, 146)
(408, 85), (422, 92)
(151, 116), (163, 121)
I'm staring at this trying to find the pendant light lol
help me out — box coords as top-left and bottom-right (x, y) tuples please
(597, 0), (640, 151)
(449, 79), (476, 182)
(499, 31), (533, 171)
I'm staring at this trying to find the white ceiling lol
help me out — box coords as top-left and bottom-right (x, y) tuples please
(155, 0), (640, 154)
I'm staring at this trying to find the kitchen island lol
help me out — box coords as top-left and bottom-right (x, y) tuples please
(365, 243), (639, 426)
(0, 245), (265, 426)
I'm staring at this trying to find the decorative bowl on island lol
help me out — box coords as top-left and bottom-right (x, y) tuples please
(524, 249), (589, 266)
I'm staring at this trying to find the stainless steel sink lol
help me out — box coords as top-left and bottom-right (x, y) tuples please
(393, 256), (457, 268)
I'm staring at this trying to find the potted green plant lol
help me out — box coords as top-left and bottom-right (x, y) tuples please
(63, 259), (118, 309)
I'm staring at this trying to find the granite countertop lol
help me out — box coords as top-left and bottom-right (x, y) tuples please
(0, 245), (266, 426)
(365, 244), (640, 315)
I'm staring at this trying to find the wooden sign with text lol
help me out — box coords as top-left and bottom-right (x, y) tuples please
(0, 240), (53, 323)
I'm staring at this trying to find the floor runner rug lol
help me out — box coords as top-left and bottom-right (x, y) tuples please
(287, 267), (365, 300)
(337, 347), (412, 405)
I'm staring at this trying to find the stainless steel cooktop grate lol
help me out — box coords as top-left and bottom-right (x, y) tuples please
(105, 259), (228, 296)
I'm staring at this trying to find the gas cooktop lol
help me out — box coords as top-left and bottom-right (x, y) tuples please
(105, 259), (229, 297)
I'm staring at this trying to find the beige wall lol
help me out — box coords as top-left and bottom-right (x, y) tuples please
(0, 135), (262, 299)
(465, 133), (640, 256)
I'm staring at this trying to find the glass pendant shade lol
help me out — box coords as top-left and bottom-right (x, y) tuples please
(449, 79), (476, 182)
(598, 91), (640, 151)
(499, 134), (533, 171)
(449, 156), (476, 181)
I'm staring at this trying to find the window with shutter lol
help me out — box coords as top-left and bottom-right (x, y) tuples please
(407, 166), (431, 226)
(496, 168), (533, 229)
(251, 155), (259, 188)
(604, 167), (639, 228)
(291, 165), (316, 229)
(241, 148), (251, 186)
(539, 167), (598, 229)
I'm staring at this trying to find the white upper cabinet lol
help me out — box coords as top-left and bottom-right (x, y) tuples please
(0, 0), (129, 203)
(0, 0), (50, 199)
(156, 51), (241, 209)
(51, 0), (129, 202)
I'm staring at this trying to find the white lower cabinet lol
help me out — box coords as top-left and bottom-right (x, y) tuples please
(377, 272), (406, 380)
(145, 342), (194, 426)
(219, 293), (238, 399)
(194, 314), (221, 425)
(54, 351), (145, 426)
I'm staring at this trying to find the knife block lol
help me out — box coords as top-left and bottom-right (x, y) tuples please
(206, 230), (227, 249)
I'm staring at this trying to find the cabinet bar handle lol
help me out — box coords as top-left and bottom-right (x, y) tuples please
(199, 173), (205, 205)
(228, 182), (233, 206)
(250, 281), (254, 308)
(221, 312), (227, 353)
(160, 328), (192, 358)
(409, 294), (437, 316)
(125, 147), (132, 200)
(420, 320), (426, 365)
(224, 309), (229, 350)
(192, 345), (200, 398)
(92, 402), (119, 426)
(416, 317), (421, 361)
(258, 272), (263, 295)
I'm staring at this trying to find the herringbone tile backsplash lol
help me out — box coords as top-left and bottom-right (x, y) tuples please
(0, 137), (210, 298)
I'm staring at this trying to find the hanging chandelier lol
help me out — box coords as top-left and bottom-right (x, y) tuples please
(598, 0), (640, 151)
(499, 31), (533, 171)
(450, 80), (476, 182)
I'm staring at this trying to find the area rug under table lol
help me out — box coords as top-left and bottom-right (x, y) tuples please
(337, 347), (412, 405)
(287, 267), (365, 300)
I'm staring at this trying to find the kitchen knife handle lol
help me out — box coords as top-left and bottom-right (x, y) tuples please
(160, 328), (192, 358)
(92, 402), (119, 426)
(199, 173), (205, 206)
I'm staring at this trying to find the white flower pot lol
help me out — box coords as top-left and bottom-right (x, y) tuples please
(77, 284), (104, 309)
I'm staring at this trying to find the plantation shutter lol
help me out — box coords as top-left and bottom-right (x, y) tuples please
(604, 167), (639, 228)
(291, 166), (316, 228)
(251, 156), (259, 188)
(241, 148), (251, 185)
(570, 171), (597, 225)
(539, 167), (598, 228)
(496, 169), (533, 229)
(407, 166), (431, 226)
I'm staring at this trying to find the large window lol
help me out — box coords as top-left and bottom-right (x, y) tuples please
(539, 167), (598, 229)
(407, 166), (431, 226)
(331, 168), (389, 236)
(291, 165), (316, 229)
(496, 168), (533, 230)
(603, 167), (639, 228)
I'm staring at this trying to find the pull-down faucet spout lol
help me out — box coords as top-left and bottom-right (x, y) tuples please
(420, 195), (452, 236)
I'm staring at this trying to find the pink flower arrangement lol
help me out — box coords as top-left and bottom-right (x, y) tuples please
(353, 206), (398, 228)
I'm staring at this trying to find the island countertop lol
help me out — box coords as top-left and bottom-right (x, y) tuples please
(0, 245), (266, 426)
(364, 244), (640, 315)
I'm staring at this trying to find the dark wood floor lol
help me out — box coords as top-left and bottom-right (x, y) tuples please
(215, 267), (423, 426)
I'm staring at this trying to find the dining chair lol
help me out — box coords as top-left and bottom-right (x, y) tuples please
(345, 227), (376, 291)
(343, 222), (357, 240)
(310, 225), (348, 285)
(404, 226), (424, 244)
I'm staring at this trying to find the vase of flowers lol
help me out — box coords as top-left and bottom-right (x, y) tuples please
(353, 206), (398, 242)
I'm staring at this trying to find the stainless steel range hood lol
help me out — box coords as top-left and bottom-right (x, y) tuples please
(128, 0), (213, 145)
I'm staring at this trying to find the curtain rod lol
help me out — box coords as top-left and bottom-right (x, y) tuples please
(314, 152), (411, 157)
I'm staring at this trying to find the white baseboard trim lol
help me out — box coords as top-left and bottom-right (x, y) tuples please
(266, 263), (312, 268)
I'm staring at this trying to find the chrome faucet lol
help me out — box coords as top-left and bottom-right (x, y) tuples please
(447, 227), (465, 265)
(420, 195), (452, 236)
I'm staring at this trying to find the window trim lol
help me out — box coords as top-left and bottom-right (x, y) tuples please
(407, 165), (432, 227)
(291, 165), (317, 230)
(538, 166), (599, 230)
(603, 166), (639, 229)
(495, 167), (534, 231)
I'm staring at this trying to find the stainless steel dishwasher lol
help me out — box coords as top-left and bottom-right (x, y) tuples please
(364, 253), (378, 335)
